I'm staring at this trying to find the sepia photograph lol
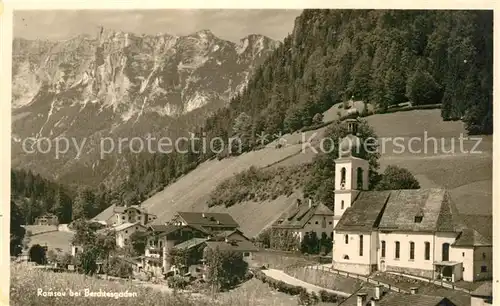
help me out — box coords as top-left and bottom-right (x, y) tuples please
(3, 4), (495, 306)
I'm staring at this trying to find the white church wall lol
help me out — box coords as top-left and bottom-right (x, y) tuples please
(333, 231), (375, 275)
(434, 232), (458, 261)
(378, 231), (435, 278)
(451, 246), (474, 282)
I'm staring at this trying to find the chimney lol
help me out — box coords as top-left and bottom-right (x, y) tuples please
(308, 198), (312, 208)
(202, 213), (206, 218)
(374, 285), (382, 300)
(410, 287), (418, 295)
(357, 293), (367, 306)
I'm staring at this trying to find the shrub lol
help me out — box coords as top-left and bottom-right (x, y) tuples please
(104, 257), (133, 278)
(319, 289), (338, 303)
(167, 275), (189, 289)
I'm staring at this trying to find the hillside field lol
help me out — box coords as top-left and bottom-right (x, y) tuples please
(27, 231), (74, 253)
(94, 108), (492, 237)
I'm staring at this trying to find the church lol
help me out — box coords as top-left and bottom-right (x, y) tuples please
(331, 119), (492, 283)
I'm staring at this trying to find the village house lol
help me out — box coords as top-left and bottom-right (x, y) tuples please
(271, 198), (335, 244)
(170, 230), (258, 278)
(331, 119), (492, 283)
(340, 285), (457, 306)
(141, 212), (257, 278)
(34, 213), (59, 226)
(168, 211), (239, 232)
(91, 204), (157, 226)
(470, 282), (493, 306)
(113, 222), (148, 248)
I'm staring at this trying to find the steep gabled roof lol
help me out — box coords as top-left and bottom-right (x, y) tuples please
(471, 282), (492, 297)
(378, 294), (455, 306)
(452, 228), (492, 247)
(335, 191), (391, 232)
(148, 224), (175, 233)
(272, 201), (334, 229)
(176, 212), (239, 228)
(92, 204), (116, 222)
(173, 238), (208, 250)
(457, 214), (492, 242)
(205, 239), (259, 253)
(378, 189), (462, 233)
(112, 222), (146, 232)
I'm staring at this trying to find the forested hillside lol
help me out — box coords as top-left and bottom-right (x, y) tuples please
(117, 9), (492, 206)
(11, 169), (116, 224)
(11, 169), (74, 224)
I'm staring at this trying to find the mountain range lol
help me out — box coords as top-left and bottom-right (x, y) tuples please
(11, 28), (280, 186)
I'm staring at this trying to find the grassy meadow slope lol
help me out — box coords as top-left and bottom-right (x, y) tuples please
(95, 108), (492, 237)
(27, 231), (74, 253)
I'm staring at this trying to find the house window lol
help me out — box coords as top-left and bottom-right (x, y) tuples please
(315, 221), (319, 225)
(149, 240), (154, 246)
(409, 242), (415, 260)
(481, 266), (488, 273)
(345, 235), (349, 244)
(462, 267), (465, 272)
(124, 238), (128, 244)
(424, 242), (430, 260)
(122, 216), (125, 220)
(243, 252), (250, 257)
(125, 230), (128, 234)
(462, 252), (465, 257)
(329, 221), (332, 225)
(341, 200), (345, 209)
(308, 222), (311, 225)
(359, 235), (363, 256)
(321, 217), (326, 228)
(395, 241), (400, 259)
(381, 241), (386, 258)
(135, 227), (138, 230)
(482, 253), (486, 260)
(414, 216), (423, 223)
(159, 241), (163, 248)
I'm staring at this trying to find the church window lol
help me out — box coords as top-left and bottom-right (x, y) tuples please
(381, 241), (386, 258)
(409, 242), (415, 260)
(359, 235), (364, 256)
(343, 255), (349, 260)
(345, 235), (349, 244)
(341, 200), (345, 209)
(424, 242), (430, 260)
(340, 168), (346, 188)
(357, 167), (363, 189)
(395, 241), (400, 259)
(321, 217), (326, 228)
(483, 253), (486, 260)
(481, 266), (488, 273)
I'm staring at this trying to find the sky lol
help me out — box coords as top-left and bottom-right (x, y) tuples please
(13, 10), (302, 42)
